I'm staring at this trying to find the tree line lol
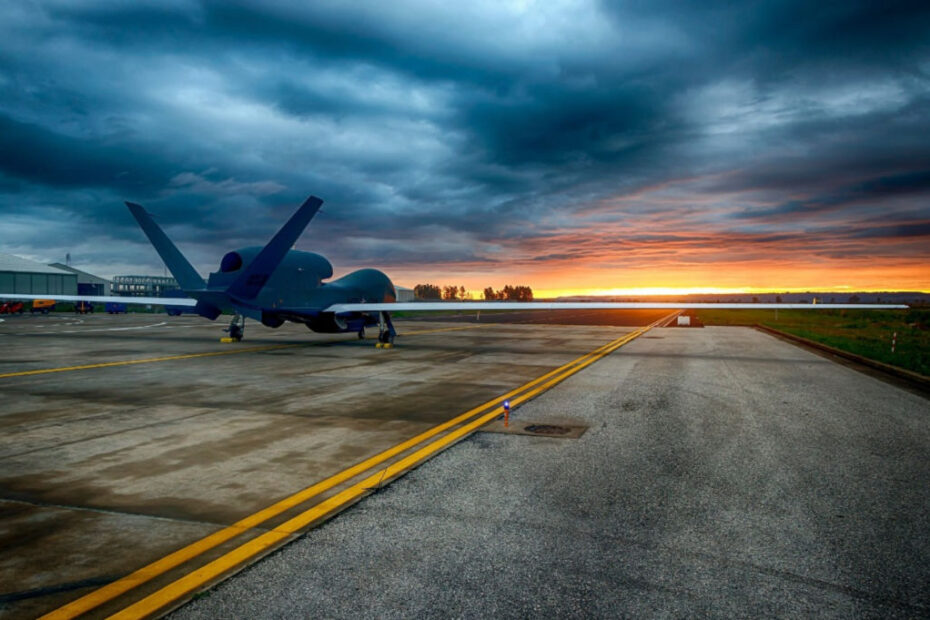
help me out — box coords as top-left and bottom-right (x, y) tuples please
(481, 285), (533, 301)
(413, 284), (466, 300)
(413, 284), (534, 301)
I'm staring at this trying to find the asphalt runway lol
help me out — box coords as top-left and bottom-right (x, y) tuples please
(174, 325), (930, 618)
(0, 310), (668, 618)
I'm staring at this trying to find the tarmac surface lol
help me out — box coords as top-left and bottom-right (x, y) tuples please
(173, 325), (930, 618)
(0, 310), (668, 618)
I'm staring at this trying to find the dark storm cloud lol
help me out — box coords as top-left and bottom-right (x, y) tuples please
(0, 114), (174, 191)
(848, 221), (930, 239)
(733, 167), (930, 220)
(0, 0), (928, 283)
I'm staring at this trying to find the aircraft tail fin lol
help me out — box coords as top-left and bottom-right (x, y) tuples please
(126, 202), (206, 291)
(227, 195), (323, 300)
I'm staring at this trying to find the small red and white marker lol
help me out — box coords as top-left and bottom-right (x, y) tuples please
(892, 331), (897, 354)
(503, 400), (511, 427)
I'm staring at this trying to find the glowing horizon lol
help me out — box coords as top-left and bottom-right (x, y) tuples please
(391, 280), (930, 300)
(533, 286), (930, 299)
(386, 252), (930, 299)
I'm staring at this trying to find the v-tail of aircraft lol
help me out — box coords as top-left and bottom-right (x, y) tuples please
(125, 196), (398, 343)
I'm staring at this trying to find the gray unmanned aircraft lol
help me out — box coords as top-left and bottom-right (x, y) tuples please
(0, 194), (907, 344)
(125, 195), (402, 343)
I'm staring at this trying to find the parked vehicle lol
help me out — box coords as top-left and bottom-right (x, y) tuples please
(31, 299), (56, 314)
(74, 301), (95, 314)
(0, 301), (24, 314)
(105, 302), (128, 314)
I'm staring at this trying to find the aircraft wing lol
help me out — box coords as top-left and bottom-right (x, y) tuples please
(0, 293), (197, 306)
(325, 301), (908, 312)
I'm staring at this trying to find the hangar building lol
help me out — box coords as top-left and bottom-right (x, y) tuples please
(0, 253), (78, 295)
(48, 263), (112, 296)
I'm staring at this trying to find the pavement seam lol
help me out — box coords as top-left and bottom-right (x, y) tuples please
(0, 408), (221, 461)
(39, 316), (672, 619)
(99, 318), (670, 619)
(0, 324), (485, 380)
(0, 497), (244, 529)
(0, 344), (304, 379)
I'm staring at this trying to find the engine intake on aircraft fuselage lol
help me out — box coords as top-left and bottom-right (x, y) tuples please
(220, 251), (243, 272)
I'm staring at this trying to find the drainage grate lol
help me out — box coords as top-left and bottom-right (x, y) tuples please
(523, 424), (572, 435)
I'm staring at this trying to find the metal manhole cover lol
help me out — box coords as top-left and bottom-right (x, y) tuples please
(523, 424), (572, 435)
(479, 420), (587, 438)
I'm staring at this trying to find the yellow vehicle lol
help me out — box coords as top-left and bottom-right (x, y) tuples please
(31, 299), (56, 314)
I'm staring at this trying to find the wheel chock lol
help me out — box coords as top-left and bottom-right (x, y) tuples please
(375, 342), (383, 348)
(220, 337), (238, 343)
(383, 343), (393, 349)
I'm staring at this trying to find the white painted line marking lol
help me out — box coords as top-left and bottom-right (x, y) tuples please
(95, 322), (168, 332)
(22, 322), (171, 335)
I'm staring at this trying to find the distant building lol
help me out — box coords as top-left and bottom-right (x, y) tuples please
(396, 285), (415, 302)
(48, 263), (112, 296)
(0, 252), (77, 295)
(112, 275), (180, 297)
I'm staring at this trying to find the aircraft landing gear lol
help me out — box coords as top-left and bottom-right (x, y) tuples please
(358, 327), (365, 340)
(223, 313), (246, 342)
(376, 311), (396, 348)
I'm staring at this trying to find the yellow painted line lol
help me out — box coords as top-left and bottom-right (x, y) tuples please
(41, 328), (628, 620)
(3, 324), (481, 380)
(44, 316), (671, 619)
(104, 319), (666, 620)
(0, 344), (303, 379)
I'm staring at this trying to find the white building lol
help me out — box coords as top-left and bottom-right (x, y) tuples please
(396, 285), (415, 302)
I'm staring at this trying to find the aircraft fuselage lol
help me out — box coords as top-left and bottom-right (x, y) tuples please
(191, 246), (396, 333)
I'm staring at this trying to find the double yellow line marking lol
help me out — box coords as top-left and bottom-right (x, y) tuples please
(42, 317), (667, 619)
